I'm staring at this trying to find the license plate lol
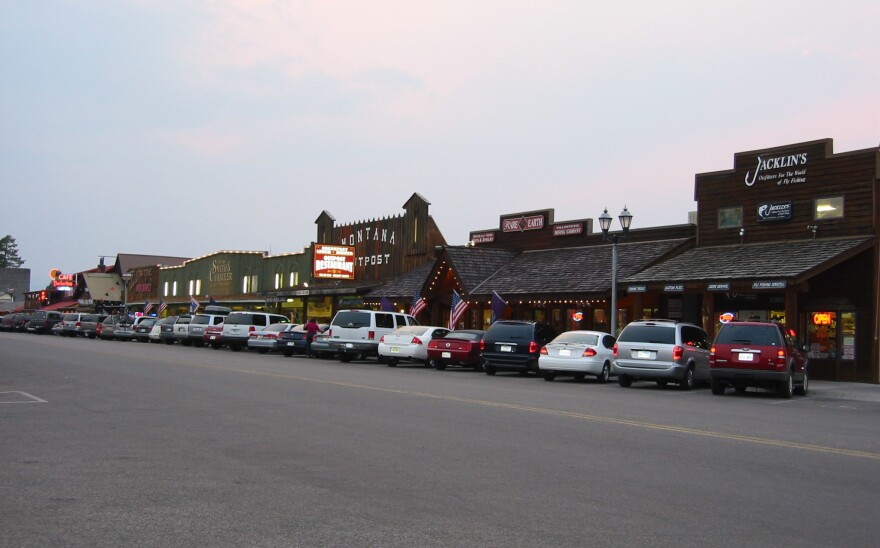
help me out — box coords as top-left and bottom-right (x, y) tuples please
(441, 351), (451, 358)
(500, 345), (513, 352)
(636, 350), (653, 359)
(738, 352), (754, 361)
(559, 349), (571, 356)
(287, 342), (296, 346)
(390, 347), (399, 353)
(209, 335), (216, 340)
(346, 343), (354, 348)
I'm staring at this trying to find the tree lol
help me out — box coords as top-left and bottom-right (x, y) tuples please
(0, 235), (25, 268)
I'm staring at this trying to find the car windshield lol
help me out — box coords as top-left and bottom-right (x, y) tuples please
(617, 325), (675, 344)
(552, 332), (600, 345)
(715, 325), (780, 346)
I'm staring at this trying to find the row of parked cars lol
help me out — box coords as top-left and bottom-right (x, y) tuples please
(3, 306), (810, 398)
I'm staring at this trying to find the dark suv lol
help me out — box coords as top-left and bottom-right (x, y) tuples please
(709, 321), (808, 398)
(613, 319), (711, 390)
(480, 320), (557, 376)
(26, 311), (64, 334)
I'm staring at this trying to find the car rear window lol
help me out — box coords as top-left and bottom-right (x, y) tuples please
(393, 326), (428, 336)
(486, 323), (533, 340)
(447, 331), (483, 341)
(553, 332), (600, 346)
(715, 325), (780, 346)
(332, 311), (371, 328)
(617, 325), (675, 344)
(225, 313), (254, 325)
(191, 315), (210, 325)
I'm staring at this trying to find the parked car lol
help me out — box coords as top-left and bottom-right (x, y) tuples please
(426, 329), (485, 370)
(51, 321), (66, 336)
(538, 330), (615, 382)
(378, 325), (451, 366)
(0, 314), (16, 331)
(709, 321), (809, 398)
(14, 313), (33, 332)
(327, 309), (418, 362)
(59, 313), (86, 337)
(98, 315), (124, 340)
(480, 320), (557, 376)
(205, 323), (224, 349)
(308, 334), (335, 359)
(114, 315), (154, 342)
(76, 313), (108, 339)
(613, 319), (711, 390)
(278, 323), (329, 357)
(154, 316), (178, 343)
(247, 323), (296, 353)
(172, 315), (192, 345)
(26, 311), (64, 334)
(132, 317), (158, 342)
(187, 306), (231, 347)
(221, 311), (290, 351)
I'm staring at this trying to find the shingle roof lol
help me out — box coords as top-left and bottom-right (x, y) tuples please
(444, 246), (520, 292)
(365, 262), (435, 298)
(471, 238), (691, 296)
(623, 236), (873, 283)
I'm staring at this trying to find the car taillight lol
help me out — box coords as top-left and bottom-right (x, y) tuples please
(673, 345), (683, 360)
(411, 337), (423, 345)
(379, 335), (385, 343)
(76, 321), (81, 327)
(327, 328), (332, 337)
(249, 325), (256, 332)
(428, 340), (439, 349)
(709, 346), (716, 367)
(480, 339), (485, 351)
(529, 341), (538, 353)
(368, 330), (375, 340)
(539, 346), (548, 355)
(613, 343), (618, 357)
(582, 348), (597, 357)
(249, 332), (259, 338)
(776, 349), (786, 368)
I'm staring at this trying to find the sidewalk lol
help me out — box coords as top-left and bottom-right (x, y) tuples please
(809, 380), (880, 403)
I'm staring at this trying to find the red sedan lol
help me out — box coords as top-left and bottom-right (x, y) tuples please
(427, 330), (485, 371)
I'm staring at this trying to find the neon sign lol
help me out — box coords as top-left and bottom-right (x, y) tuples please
(812, 312), (834, 326)
(718, 312), (736, 323)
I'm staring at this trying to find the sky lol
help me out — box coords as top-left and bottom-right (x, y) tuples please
(2, 1), (879, 291)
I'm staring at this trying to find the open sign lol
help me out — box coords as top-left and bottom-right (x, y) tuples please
(718, 312), (736, 323)
(812, 312), (834, 326)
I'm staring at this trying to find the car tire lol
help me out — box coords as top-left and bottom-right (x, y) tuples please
(680, 367), (695, 390)
(434, 361), (446, 371)
(710, 378), (725, 395)
(484, 364), (497, 376)
(386, 358), (398, 367)
(777, 370), (794, 399)
(283, 351), (293, 357)
(573, 373), (586, 381)
(618, 375), (632, 387)
(339, 353), (353, 363)
(597, 363), (610, 384)
(423, 359), (433, 368)
(734, 384), (747, 394)
(542, 371), (556, 381)
(794, 369), (809, 396)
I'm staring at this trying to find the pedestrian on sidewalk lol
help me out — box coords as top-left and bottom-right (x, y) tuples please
(304, 318), (320, 357)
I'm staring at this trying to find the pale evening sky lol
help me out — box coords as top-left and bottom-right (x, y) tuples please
(2, 1), (879, 290)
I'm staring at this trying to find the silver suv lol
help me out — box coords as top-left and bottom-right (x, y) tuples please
(186, 305), (231, 347)
(221, 311), (290, 351)
(327, 309), (418, 362)
(612, 319), (711, 390)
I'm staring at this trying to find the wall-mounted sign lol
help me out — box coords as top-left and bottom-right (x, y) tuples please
(470, 232), (495, 244)
(553, 222), (583, 236)
(571, 311), (584, 322)
(752, 280), (786, 290)
(707, 282), (730, 291)
(744, 152), (808, 187)
(757, 201), (792, 222)
(314, 245), (356, 280)
(664, 284), (684, 293)
(627, 285), (647, 293)
(502, 214), (545, 233)
(719, 312), (736, 323)
(812, 312), (834, 326)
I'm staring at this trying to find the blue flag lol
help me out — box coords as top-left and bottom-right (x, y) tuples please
(380, 297), (394, 312)
(491, 291), (507, 323)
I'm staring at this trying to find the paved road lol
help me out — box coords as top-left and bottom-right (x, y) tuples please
(2, 332), (879, 547)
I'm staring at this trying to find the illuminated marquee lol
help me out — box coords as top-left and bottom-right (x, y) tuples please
(314, 245), (356, 280)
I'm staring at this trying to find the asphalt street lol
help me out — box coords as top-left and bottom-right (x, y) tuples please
(2, 332), (879, 547)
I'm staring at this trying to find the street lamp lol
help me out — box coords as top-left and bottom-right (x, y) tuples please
(121, 272), (132, 313)
(599, 206), (633, 336)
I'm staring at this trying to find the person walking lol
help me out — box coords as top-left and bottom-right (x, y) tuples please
(304, 318), (320, 357)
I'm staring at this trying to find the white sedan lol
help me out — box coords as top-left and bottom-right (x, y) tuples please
(378, 326), (451, 366)
(538, 330), (616, 382)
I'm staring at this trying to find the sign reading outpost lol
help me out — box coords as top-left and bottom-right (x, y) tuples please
(314, 245), (356, 280)
(339, 226), (396, 268)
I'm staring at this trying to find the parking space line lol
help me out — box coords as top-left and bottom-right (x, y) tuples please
(0, 391), (48, 404)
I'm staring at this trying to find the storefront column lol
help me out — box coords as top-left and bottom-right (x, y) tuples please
(702, 291), (715, 338)
(785, 287), (799, 334)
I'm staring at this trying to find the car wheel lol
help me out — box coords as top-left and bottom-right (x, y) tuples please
(542, 371), (556, 381)
(777, 370), (794, 399)
(573, 373), (586, 381)
(339, 353), (353, 363)
(386, 358), (398, 367)
(710, 378), (725, 395)
(734, 384), (747, 394)
(484, 364), (497, 376)
(597, 363), (610, 384)
(434, 361), (446, 371)
(283, 351), (293, 357)
(794, 369), (809, 396)
(472, 362), (484, 372)
(424, 359), (433, 368)
(618, 375), (632, 387)
(680, 367), (695, 391)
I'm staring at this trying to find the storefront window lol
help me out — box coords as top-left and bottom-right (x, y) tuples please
(814, 197), (844, 219)
(807, 311), (837, 359)
(841, 312), (856, 360)
(718, 206), (743, 228)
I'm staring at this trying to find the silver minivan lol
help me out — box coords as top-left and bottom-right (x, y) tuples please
(220, 311), (290, 351)
(612, 319), (711, 390)
(327, 309), (418, 362)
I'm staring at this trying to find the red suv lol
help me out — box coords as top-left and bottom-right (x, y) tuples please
(709, 321), (808, 398)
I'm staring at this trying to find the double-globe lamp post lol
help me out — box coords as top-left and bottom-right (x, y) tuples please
(599, 206), (633, 337)
(121, 272), (132, 314)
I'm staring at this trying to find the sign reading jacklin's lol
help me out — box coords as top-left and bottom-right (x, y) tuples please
(314, 245), (356, 280)
(757, 201), (792, 222)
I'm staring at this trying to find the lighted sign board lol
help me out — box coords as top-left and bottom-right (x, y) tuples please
(51, 272), (76, 290)
(812, 312), (834, 326)
(314, 245), (356, 280)
(571, 311), (584, 322)
(718, 312), (736, 323)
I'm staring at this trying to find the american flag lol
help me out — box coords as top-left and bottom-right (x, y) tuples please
(190, 296), (200, 314)
(157, 299), (167, 316)
(448, 290), (469, 330)
(143, 300), (153, 314)
(410, 290), (427, 317)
